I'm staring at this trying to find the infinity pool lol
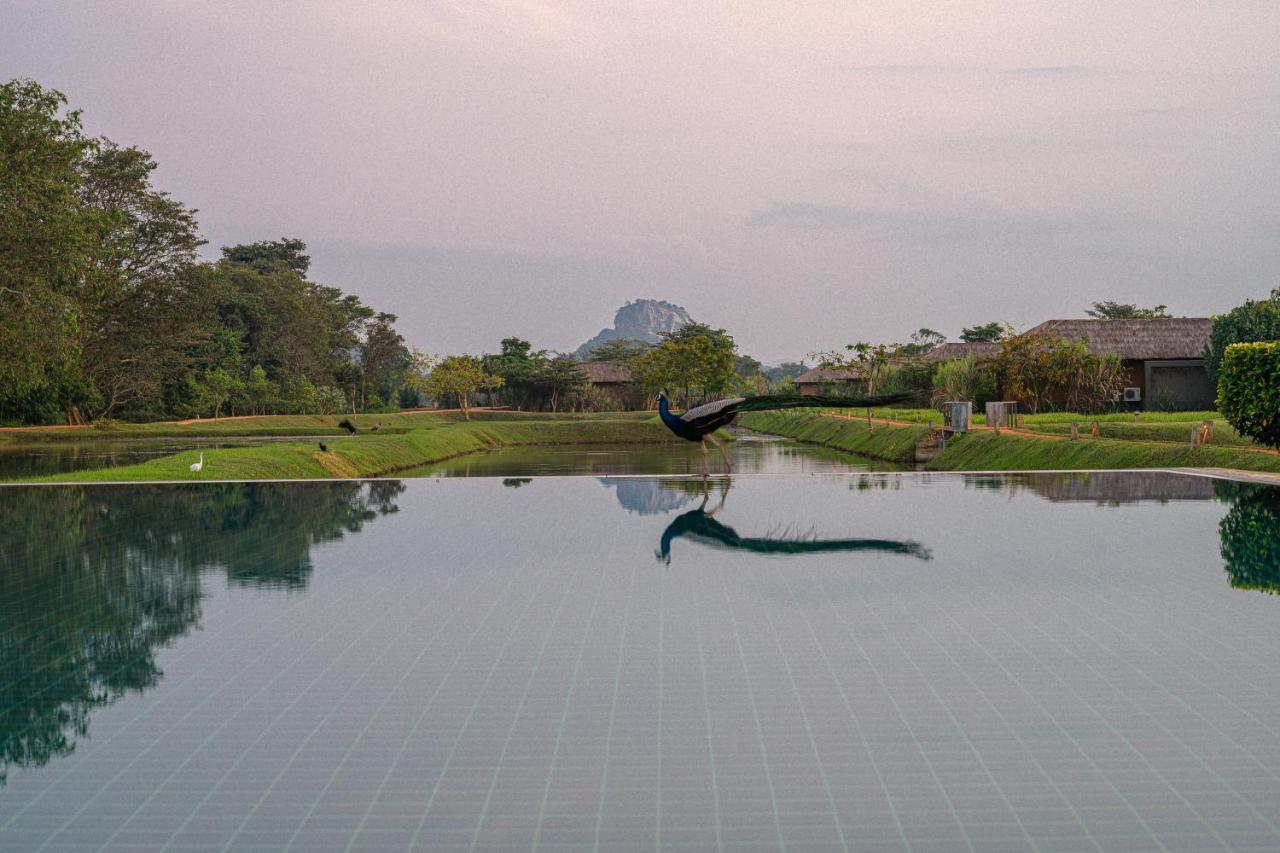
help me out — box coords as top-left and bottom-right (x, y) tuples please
(2, 472), (1278, 851)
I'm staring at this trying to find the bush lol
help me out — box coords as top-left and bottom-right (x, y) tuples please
(1218, 341), (1280, 449)
(1216, 481), (1280, 594)
(1205, 288), (1280, 381)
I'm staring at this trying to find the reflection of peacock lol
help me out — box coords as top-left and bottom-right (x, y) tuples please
(656, 390), (913, 472)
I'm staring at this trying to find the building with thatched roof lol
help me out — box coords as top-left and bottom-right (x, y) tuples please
(793, 365), (868, 396)
(1023, 317), (1214, 410)
(577, 361), (645, 409)
(577, 361), (633, 385)
(921, 342), (1002, 364)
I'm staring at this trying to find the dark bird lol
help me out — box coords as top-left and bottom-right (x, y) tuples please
(318, 442), (328, 452)
(338, 418), (357, 435)
(656, 390), (913, 473)
(656, 485), (931, 564)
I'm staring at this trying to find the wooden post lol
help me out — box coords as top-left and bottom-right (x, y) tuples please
(1133, 410), (1140, 423)
(1090, 420), (1100, 438)
(867, 408), (873, 432)
(1190, 424), (1199, 448)
(1202, 419), (1213, 444)
(1070, 422), (1079, 441)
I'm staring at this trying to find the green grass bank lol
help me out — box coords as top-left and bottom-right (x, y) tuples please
(737, 412), (930, 464)
(22, 419), (685, 483)
(741, 411), (1280, 474)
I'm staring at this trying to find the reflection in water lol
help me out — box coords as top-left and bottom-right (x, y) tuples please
(654, 480), (932, 564)
(1216, 480), (1280, 595)
(600, 477), (695, 515)
(0, 481), (403, 783)
(965, 471), (1218, 505)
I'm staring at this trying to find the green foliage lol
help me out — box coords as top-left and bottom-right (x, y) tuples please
(1216, 482), (1280, 594)
(425, 355), (503, 419)
(984, 330), (1124, 413)
(763, 362), (808, 382)
(1085, 300), (1171, 319)
(0, 79), (106, 409)
(0, 79), (413, 424)
(585, 337), (651, 364)
(960, 322), (1004, 343)
(931, 355), (990, 406)
(1204, 288), (1280, 381)
(1217, 342), (1280, 449)
(898, 328), (946, 357)
(219, 237), (310, 274)
(633, 323), (737, 407)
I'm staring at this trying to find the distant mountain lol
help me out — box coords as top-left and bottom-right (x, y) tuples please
(573, 299), (693, 360)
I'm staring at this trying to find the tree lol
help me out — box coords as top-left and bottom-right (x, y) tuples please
(763, 362), (808, 382)
(0, 79), (106, 413)
(585, 337), (650, 364)
(898, 328), (946, 357)
(960, 322), (1004, 343)
(1204, 288), (1280, 381)
(1217, 342), (1280, 450)
(358, 312), (408, 410)
(539, 355), (587, 412)
(425, 356), (503, 420)
(220, 237), (310, 275)
(814, 341), (898, 394)
(633, 324), (737, 407)
(75, 141), (209, 419)
(1085, 301), (1171, 319)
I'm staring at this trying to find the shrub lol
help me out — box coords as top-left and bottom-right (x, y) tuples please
(1218, 341), (1280, 449)
(1205, 288), (1280, 381)
(1216, 481), (1280, 594)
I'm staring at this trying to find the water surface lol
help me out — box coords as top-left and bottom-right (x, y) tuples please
(1, 472), (1278, 852)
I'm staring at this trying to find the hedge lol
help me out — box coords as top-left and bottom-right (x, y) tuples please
(1217, 341), (1280, 450)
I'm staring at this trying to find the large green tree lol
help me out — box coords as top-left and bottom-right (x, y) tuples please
(1085, 301), (1171, 319)
(1204, 288), (1280, 381)
(0, 79), (107, 415)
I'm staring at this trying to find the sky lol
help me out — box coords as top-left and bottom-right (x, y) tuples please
(4, 1), (1279, 364)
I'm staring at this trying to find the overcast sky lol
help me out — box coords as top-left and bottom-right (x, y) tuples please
(4, 1), (1278, 363)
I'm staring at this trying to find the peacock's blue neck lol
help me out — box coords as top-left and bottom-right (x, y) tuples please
(657, 395), (680, 429)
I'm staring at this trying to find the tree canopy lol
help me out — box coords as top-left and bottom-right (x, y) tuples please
(1085, 301), (1171, 319)
(960, 322), (1004, 343)
(0, 79), (415, 425)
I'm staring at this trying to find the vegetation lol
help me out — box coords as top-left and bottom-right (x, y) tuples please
(0, 79), (415, 426)
(1216, 481), (1280, 594)
(1204, 288), (1280, 380)
(0, 480), (405, 782)
(1085, 301), (1171, 319)
(481, 338), (587, 412)
(984, 329), (1124, 413)
(632, 323), (738, 407)
(20, 418), (686, 482)
(1217, 342), (1280, 450)
(930, 355), (991, 407)
(741, 409), (1280, 474)
(960, 322), (1004, 343)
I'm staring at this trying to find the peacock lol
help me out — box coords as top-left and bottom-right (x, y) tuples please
(655, 389), (913, 472)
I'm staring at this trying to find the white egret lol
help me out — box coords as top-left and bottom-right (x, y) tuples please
(190, 452), (204, 475)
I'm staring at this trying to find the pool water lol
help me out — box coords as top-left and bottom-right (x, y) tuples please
(1, 472), (1279, 851)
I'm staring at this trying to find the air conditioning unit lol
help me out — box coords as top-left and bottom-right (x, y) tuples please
(1123, 387), (1142, 403)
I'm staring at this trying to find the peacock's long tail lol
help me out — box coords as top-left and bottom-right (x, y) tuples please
(732, 391), (915, 413)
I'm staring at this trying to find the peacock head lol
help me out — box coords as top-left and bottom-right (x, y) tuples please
(655, 389), (667, 402)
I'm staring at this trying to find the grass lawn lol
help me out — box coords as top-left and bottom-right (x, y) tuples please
(17, 418), (686, 483)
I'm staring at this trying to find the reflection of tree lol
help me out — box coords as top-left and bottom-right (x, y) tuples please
(1215, 481), (1280, 595)
(0, 481), (403, 783)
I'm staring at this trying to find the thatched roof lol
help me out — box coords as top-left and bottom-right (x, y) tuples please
(794, 366), (866, 385)
(578, 361), (633, 384)
(1023, 318), (1212, 360)
(922, 342), (1002, 363)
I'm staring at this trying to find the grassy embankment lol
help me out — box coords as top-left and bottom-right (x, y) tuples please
(739, 410), (1280, 473)
(20, 417), (687, 483)
(0, 408), (653, 444)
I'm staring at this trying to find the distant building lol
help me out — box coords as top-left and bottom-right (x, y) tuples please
(793, 366), (867, 396)
(921, 342), (1002, 364)
(1022, 318), (1214, 410)
(577, 361), (642, 409)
